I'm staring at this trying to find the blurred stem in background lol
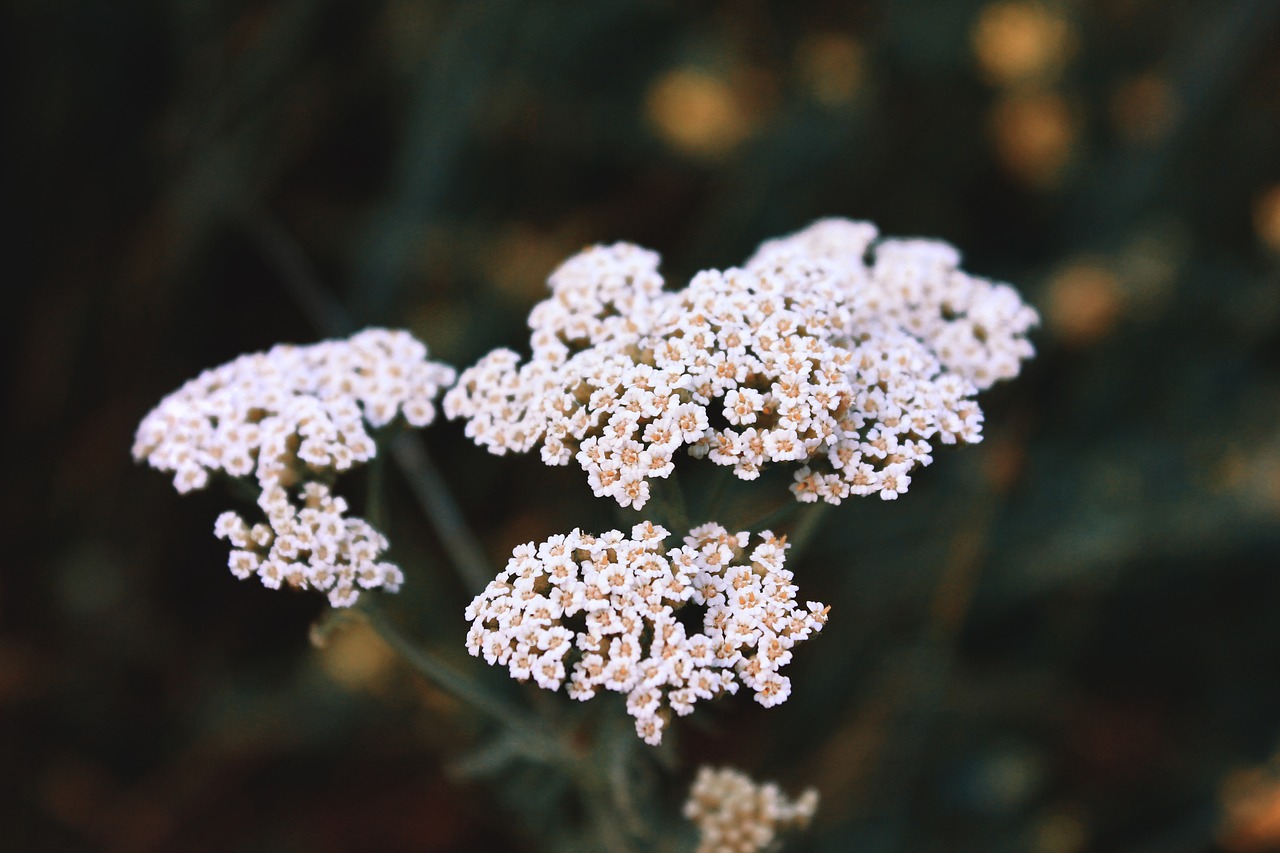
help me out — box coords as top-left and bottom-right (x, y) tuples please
(354, 0), (522, 321)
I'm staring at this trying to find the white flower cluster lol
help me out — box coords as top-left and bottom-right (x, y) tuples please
(445, 218), (1036, 508)
(464, 522), (828, 745)
(212, 483), (402, 607)
(133, 328), (456, 606)
(134, 328), (455, 493)
(683, 766), (819, 853)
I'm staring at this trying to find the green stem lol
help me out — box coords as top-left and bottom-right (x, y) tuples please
(578, 765), (638, 853)
(697, 465), (734, 523)
(366, 448), (386, 531)
(361, 604), (566, 766)
(243, 208), (354, 334)
(603, 718), (650, 841)
(390, 432), (494, 594)
(784, 502), (831, 565)
(366, 607), (643, 853)
(569, 715), (641, 853)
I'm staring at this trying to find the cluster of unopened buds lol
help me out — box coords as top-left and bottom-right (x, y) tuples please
(684, 765), (819, 853)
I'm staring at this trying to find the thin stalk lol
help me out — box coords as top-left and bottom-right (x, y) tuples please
(243, 208), (353, 334)
(449, 730), (527, 779)
(361, 604), (565, 766)
(573, 734), (639, 853)
(370, 608), (641, 853)
(390, 431), (493, 594)
(696, 466), (734, 524)
(603, 719), (650, 841)
(366, 447), (386, 531)
(866, 500), (998, 853)
(665, 469), (690, 532)
(783, 502), (831, 565)
(578, 769), (637, 853)
(647, 469), (689, 534)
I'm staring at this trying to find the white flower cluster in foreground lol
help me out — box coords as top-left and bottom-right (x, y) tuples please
(684, 766), (819, 853)
(133, 329), (455, 606)
(465, 522), (828, 745)
(445, 218), (1037, 508)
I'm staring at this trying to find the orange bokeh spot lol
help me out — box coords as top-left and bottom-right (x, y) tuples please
(645, 68), (754, 157)
(1253, 185), (1280, 254)
(990, 90), (1076, 188)
(972, 2), (1074, 86)
(796, 33), (865, 107)
(1045, 260), (1122, 346)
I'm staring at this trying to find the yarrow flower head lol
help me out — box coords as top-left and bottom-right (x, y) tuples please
(683, 766), (819, 853)
(465, 522), (828, 745)
(445, 219), (1037, 508)
(133, 328), (456, 606)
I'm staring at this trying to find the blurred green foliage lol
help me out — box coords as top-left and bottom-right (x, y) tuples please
(6, 0), (1280, 850)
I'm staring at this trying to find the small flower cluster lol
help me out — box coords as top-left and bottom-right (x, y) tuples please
(133, 328), (455, 606)
(749, 219), (1037, 391)
(134, 328), (455, 493)
(465, 522), (828, 744)
(212, 483), (403, 607)
(683, 766), (819, 853)
(445, 218), (1036, 508)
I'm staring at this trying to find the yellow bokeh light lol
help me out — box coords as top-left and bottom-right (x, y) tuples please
(645, 68), (752, 157)
(1029, 809), (1089, 853)
(972, 2), (1074, 87)
(318, 618), (397, 693)
(1253, 185), (1280, 254)
(1046, 260), (1122, 346)
(1220, 767), (1280, 852)
(990, 90), (1075, 188)
(796, 33), (865, 107)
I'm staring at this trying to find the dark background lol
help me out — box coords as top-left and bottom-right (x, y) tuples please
(6, 0), (1280, 850)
